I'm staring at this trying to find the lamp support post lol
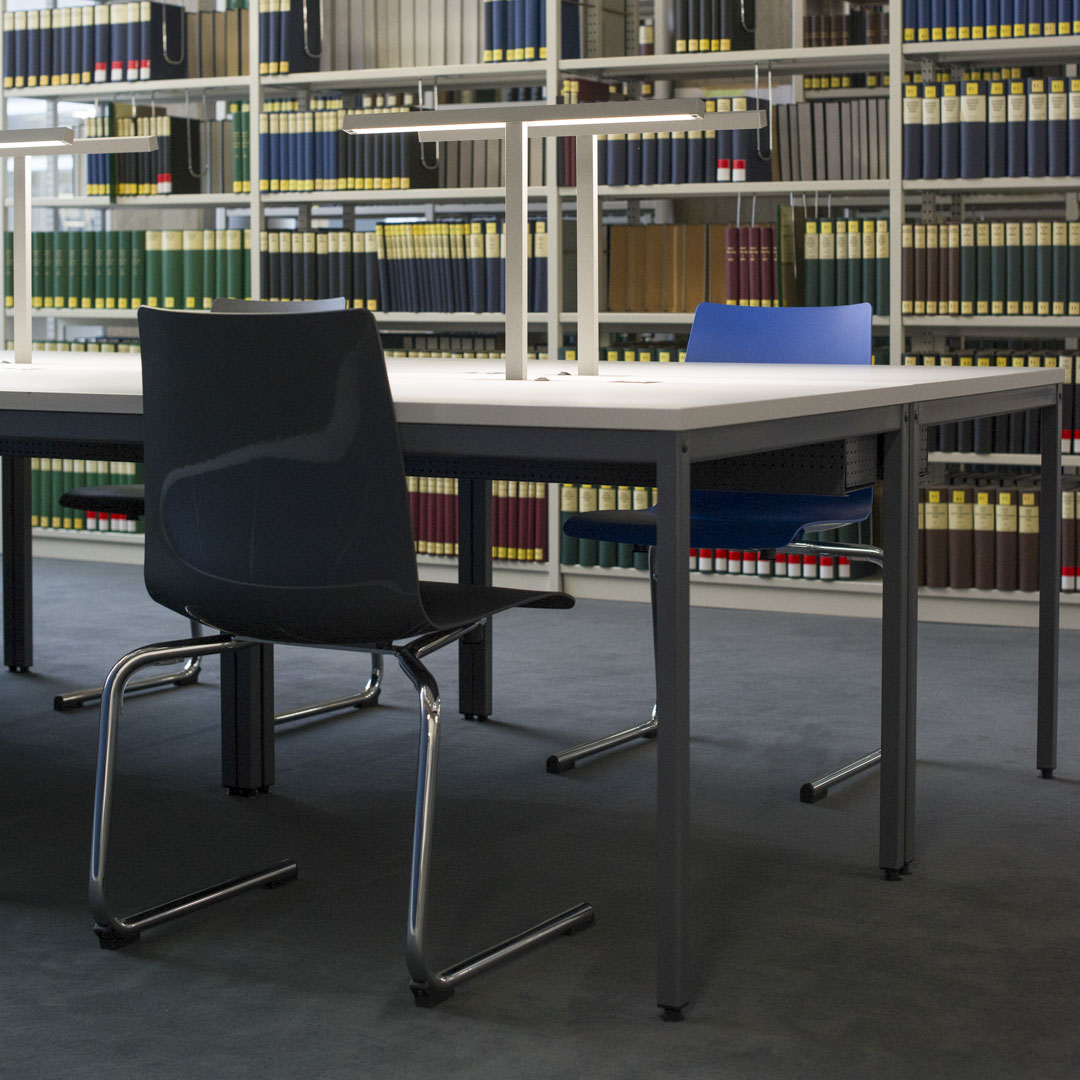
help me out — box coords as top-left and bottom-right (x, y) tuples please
(11, 156), (32, 365)
(503, 121), (529, 381)
(575, 132), (600, 377)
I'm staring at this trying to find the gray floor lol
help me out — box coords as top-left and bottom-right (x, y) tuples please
(2, 558), (1079, 1080)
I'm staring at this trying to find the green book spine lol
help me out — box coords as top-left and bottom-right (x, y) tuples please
(161, 229), (183, 308)
(616, 486), (634, 568)
(990, 222), (1006, 314)
(31, 232), (43, 308)
(49, 457), (63, 528)
(133, 463), (145, 533)
(803, 220), (819, 307)
(70, 459), (85, 529)
(1035, 220), (1052, 316)
(29, 457), (40, 528)
(231, 102), (243, 193)
(632, 487), (651, 570)
(818, 220), (836, 306)
(242, 104), (251, 192)
(201, 228), (216, 308)
(1020, 221), (1037, 315)
(52, 231), (66, 309)
(144, 230), (161, 307)
(129, 231), (145, 307)
(860, 220), (875, 310)
(215, 230), (228, 305)
(960, 222), (976, 315)
(975, 222), (991, 314)
(41, 232), (53, 308)
(93, 230), (106, 309)
(1005, 221), (1022, 315)
(596, 485), (617, 568)
(1053, 221), (1068, 316)
(105, 230), (119, 310)
(225, 228), (243, 298)
(559, 484), (580, 565)
(576, 485), (598, 567)
(66, 231), (81, 309)
(1069, 222), (1080, 316)
(182, 229), (203, 309)
(243, 229), (251, 299)
(79, 231), (93, 308)
(4, 231), (12, 308)
(116, 230), (130, 310)
(874, 220), (889, 315)
(833, 219), (848, 305)
(846, 221), (859, 304)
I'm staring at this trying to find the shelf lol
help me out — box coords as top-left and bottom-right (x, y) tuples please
(930, 451), (1080, 466)
(904, 178), (1080, 194)
(592, 312), (891, 329)
(6, 75), (249, 101)
(903, 315), (1080, 335)
(595, 180), (891, 198)
(263, 61), (547, 93)
(12, 194), (250, 209)
(903, 33), (1080, 64)
(27, 307), (138, 321)
(560, 44), (891, 80)
(261, 186), (551, 206)
(805, 86), (890, 99)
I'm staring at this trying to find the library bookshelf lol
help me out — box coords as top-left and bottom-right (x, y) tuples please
(4, 0), (1078, 627)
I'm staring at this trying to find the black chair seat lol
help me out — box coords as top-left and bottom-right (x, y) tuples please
(59, 484), (145, 517)
(418, 581), (573, 631)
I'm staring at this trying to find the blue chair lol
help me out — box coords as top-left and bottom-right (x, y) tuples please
(554, 302), (884, 800)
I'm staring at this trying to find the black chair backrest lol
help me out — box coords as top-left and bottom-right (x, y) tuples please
(210, 297), (348, 313)
(137, 306), (427, 645)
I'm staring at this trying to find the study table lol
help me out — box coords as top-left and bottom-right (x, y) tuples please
(0, 351), (1063, 1017)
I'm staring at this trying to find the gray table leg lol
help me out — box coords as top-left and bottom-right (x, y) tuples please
(457, 477), (493, 720)
(879, 407), (920, 878)
(654, 434), (691, 1020)
(2, 455), (32, 672)
(220, 644), (275, 796)
(1037, 393), (1061, 777)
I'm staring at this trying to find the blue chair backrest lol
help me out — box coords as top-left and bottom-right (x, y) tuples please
(685, 302), (872, 366)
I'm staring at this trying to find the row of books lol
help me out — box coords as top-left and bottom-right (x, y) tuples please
(775, 97), (890, 182)
(409, 477), (548, 561)
(900, 220), (1080, 316)
(258, 221), (548, 313)
(26, 337), (140, 352)
(597, 98), (771, 185)
(902, 78), (1080, 181)
(903, 0), (1080, 40)
(186, 1), (249, 77)
(21, 229), (250, 312)
(672, 0), (755, 53)
(31, 459), (142, 534)
(3, 2), (194, 89)
(803, 219), (892, 313)
(803, 6), (891, 46)
(903, 351), (1070, 452)
(383, 333), (514, 359)
(803, 71), (888, 92)
(482, 0), (633, 62)
(257, 0), (319, 75)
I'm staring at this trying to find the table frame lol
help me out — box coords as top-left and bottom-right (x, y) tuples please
(0, 377), (1061, 1016)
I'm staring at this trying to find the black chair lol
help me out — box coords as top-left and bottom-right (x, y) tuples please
(89, 306), (593, 1005)
(55, 297), (383, 722)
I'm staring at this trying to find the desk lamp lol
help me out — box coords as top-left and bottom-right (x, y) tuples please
(342, 101), (765, 379)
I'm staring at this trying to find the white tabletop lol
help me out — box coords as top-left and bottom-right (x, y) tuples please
(0, 352), (1063, 432)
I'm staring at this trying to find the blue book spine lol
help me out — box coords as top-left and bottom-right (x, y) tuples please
(686, 131), (703, 183)
(1006, 80), (1027, 176)
(987, 81), (1007, 174)
(560, 0), (580, 59)
(1048, 78), (1068, 176)
(903, 84), (923, 178)
(640, 132), (657, 185)
(1073, 0), (1080, 32)
(606, 134), (627, 185)
(484, 221), (500, 312)
(626, 133), (642, 185)
(1012, 0), (1028, 36)
(960, 81), (987, 177)
(596, 136), (608, 184)
(671, 130), (688, 183)
(1069, 78), (1080, 174)
(945, 0), (960, 36)
(1027, 76), (1049, 176)
(657, 133), (672, 183)
(1026, 0), (1042, 32)
(921, 84), (941, 178)
(906, 0), (919, 39)
(931, 0), (946, 37)
(940, 82), (961, 177)
(971, 0), (986, 36)
(523, 0), (540, 59)
(958, 0), (973, 35)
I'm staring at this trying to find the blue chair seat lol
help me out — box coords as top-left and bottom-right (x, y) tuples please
(563, 487), (874, 551)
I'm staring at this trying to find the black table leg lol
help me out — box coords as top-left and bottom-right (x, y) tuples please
(220, 643), (275, 795)
(1037, 392), (1061, 777)
(879, 407), (920, 878)
(2, 455), (32, 672)
(457, 477), (492, 721)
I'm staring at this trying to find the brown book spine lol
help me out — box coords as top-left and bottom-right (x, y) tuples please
(1018, 488), (1040, 591)
(506, 480), (520, 561)
(738, 225), (752, 305)
(1061, 487), (1076, 590)
(925, 223), (940, 315)
(995, 489), (1019, 590)
(924, 486), (949, 587)
(707, 224), (727, 303)
(535, 482), (547, 561)
(947, 485), (975, 589)
(902, 223), (914, 314)
(747, 225), (762, 306)
(606, 225), (629, 312)
(946, 223), (961, 314)
(627, 225), (647, 312)
(760, 224), (776, 306)
(913, 223), (926, 315)
(644, 224), (666, 314)
(684, 224), (707, 311)
(422, 477), (435, 555)
(725, 226), (740, 304)
(973, 488), (996, 589)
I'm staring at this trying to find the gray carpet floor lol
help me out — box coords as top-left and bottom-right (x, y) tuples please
(2, 557), (1079, 1080)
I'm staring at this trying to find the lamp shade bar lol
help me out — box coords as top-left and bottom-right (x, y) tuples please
(70, 136), (159, 155)
(0, 127), (74, 154)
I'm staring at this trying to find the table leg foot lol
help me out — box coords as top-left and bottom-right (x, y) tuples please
(7, 665), (30, 673)
(882, 861), (912, 881)
(1040, 768), (1055, 779)
(660, 1006), (686, 1023)
(411, 983), (455, 1008)
(227, 786), (270, 797)
(463, 714), (489, 722)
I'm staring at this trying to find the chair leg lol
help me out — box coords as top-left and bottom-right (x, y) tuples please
(546, 546), (660, 773)
(396, 646), (593, 1006)
(799, 749), (882, 803)
(89, 633), (297, 948)
(273, 654), (383, 726)
(55, 617), (206, 712)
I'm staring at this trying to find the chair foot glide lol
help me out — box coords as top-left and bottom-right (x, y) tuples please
(1041, 768), (1054, 779)
(546, 715), (660, 775)
(661, 1006), (685, 1023)
(799, 748), (882, 804)
(94, 925), (140, 950)
(410, 983), (456, 1008)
